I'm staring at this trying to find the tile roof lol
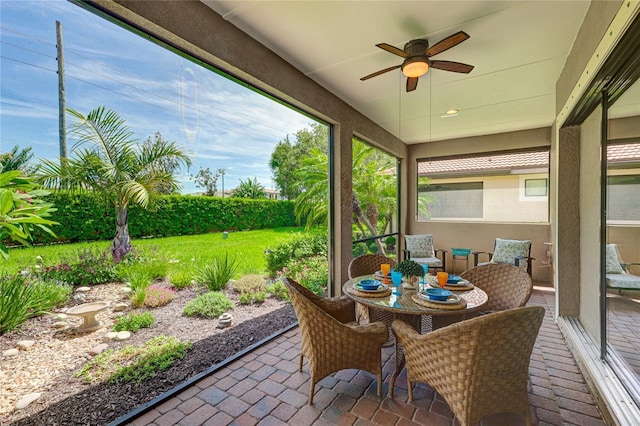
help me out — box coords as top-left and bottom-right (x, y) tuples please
(417, 144), (640, 176)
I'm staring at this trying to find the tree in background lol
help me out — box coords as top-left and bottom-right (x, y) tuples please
(193, 167), (221, 196)
(0, 169), (58, 259)
(143, 132), (185, 195)
(232, 177), (267, 199)
(36, 106), (191, 263)
(292, 140), (396, 255)
(0, 145), (34, 172)
(269, 123), (328, 200)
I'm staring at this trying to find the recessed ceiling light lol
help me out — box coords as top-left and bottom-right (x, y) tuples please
(446, 109), (459, 115)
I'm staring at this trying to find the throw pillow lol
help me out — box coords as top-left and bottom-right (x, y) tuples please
(404, 234), (435, 258)
(606, 244), (625, 274)
(491, 238), (531, 267)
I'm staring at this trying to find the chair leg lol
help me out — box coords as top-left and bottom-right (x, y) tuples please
(299, 353), (304, 372)
(376, 373), (382, 397)
(408, 380), (413, 402)
(308, 381), (315, 405)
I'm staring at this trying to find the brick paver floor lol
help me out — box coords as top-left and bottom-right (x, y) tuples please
(125, 287), (606, 425)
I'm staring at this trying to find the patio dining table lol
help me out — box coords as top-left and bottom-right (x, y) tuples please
(342, 275), (488, 396)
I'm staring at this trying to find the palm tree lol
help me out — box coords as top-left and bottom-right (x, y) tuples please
(37, 107), (191, 262)
(232, 177), (267, 199)
(294, 143), (396, 255)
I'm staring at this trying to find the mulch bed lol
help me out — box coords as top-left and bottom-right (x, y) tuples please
(9, 305), (297, 426)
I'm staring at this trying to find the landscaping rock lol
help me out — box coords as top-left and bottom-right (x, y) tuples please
(89, 344), (108, 356)
(76, 286), (91, 292)
(3, 348), (20, 357)
(103, 332), (118, 341)
(72, 293), (86, 302)
(115, 331), (131, 341)
(120, 287), (132, 294)
(16, 340), (35, 351)
(15, 392), (41, 410)
(113, 302), (128, 312)
(55, 313), (68, 320)
(52, 321), (67, 329)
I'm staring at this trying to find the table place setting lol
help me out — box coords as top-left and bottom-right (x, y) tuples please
(412, 287), (468, 310)
(348, 278), (392, 297)
(426, 273), (474, 291)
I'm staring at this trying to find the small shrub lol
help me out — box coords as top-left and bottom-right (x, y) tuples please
(126, 270), (153, 308)
(253, 290), (267, 303)
(0, 274), (72, 334)
(265, 231), (327, 275)
(183, 292), (234, 318)
(76, 335), (190, 385)
(278, 255), (328, 295)
(266, 280), (289, 301)
(144, 285), (176, 308)
(232, 274), (266, 294)
(40, 248), (116, 285)
(113, 311), (155, 333)
(238, 292), (253, 305)
(169, 270), (194, 290)
(195, 252), (239, 291)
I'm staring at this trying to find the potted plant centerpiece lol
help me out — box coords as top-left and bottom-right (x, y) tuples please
(394, 259), (425, 290)
(385, 236), (396, 251)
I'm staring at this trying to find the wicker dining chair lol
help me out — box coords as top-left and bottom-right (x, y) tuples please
(283, 278), (388, 404)
(391, 306), (545, 426)
(348, 254), (396, 325)
(460, 262), (533, 313)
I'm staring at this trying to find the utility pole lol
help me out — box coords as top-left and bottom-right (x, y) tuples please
(218, 168), (226, 197)
(56, 20), (67, 160)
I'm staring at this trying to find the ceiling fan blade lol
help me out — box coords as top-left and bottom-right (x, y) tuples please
(406, 77), (419, 92)
(430, 60), (474, 73)
(360, 64), (401, 81)
(376, 43), (409, 58)
(427, 31), (470, 57)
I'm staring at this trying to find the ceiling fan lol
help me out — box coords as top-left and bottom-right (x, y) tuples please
(360, 31), (474, 92)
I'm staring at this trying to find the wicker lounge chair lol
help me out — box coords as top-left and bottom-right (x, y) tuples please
(460, 263), (533, 313)
(283, 278), (388, 404)
(391, 306), (545, 426)
(348, 254), (396, 326)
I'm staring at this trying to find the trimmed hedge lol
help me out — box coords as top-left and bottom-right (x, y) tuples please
(35, 193), (296, 243)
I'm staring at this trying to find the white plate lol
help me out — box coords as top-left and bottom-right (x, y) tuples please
(354, 282), (389, 293)
(418, 291), (461, 304)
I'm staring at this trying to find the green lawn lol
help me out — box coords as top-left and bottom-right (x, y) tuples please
(1, 227), (303, 277)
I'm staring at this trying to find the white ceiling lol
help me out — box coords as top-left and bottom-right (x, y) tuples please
(202, 1), (593, 144)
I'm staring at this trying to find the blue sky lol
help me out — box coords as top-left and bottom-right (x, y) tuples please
(0, 0), (316, 193)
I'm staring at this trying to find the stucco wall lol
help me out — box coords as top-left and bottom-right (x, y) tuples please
(579, 106), (603, 343)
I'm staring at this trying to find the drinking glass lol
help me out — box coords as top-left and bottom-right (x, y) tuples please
(421, 265), (429, 290)
(436, 271), (449, 288)
(391, 270), (403, 295)
(380, 263), (391, 283)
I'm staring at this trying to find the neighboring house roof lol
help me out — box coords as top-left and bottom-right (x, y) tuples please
(418, 144), (640, 176)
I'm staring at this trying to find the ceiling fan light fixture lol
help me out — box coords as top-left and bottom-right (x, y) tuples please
(402, 57), (429, 78)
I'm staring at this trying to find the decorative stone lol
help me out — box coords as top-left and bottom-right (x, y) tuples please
(72, 293), (86, 302)
(52, 321), (67, 329)
(89, 343), (108, 356)
(3, 348), (20, 357)
(115, 331), (131, 341)
(121, 287), (132, 294)
(217, 313), (233, 329)
(15, 392), (41, 410)
(55, 313), (68, 320)
(103, 332), (118, 341)
(113, 302), (128, 312)
(76, 286), (91, 292)
(16, 340), (35, 351)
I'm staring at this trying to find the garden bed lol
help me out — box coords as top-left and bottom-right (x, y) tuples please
(0, 280), (295, 425)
